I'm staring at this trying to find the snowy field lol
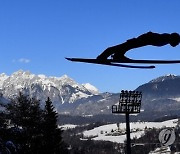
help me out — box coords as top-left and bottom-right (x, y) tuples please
(83, 119), (178, 143)
(59, 124), (77, 130)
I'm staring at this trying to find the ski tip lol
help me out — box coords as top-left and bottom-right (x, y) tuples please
(65, 57), (72, 61)
(150, 65), (156, 69)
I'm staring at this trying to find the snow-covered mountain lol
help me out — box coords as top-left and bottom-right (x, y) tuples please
(82, 83), (99, 95)
(149, 74), (178, 83)
(1, 71), (180, 117)
(0, 70), (120, 115)
(136, 74), (180, 113)
(0, 70), (100, 107)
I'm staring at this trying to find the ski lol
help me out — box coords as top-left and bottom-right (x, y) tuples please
(65, 58), (155, 69)
(111, 59), (180, 64)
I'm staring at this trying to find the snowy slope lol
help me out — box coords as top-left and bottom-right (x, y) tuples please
(59, 124), (77, 130)
(83, 119), (178, 143)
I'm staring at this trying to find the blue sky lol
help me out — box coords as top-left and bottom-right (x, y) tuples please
(0, 1), (180, 92)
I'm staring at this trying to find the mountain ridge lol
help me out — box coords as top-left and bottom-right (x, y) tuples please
(0, 70), (180, 117)
(0, 70), (100, 107)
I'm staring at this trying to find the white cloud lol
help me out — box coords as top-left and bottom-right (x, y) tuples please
(18, 58), (30, 63)
(12, 58), (31, 63)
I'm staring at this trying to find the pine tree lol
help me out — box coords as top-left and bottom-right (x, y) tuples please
(0, 103), (8, 148)
(5, 94), (68, 153)
(42, 97), (67, 154)
(6, 92), (44, 153)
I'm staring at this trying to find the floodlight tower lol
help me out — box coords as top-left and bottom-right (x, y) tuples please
(112, 90), (142, 154)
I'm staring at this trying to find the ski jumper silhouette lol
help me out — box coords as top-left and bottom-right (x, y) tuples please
(66, 31), (180, 69)
(97, 32), (180, 61)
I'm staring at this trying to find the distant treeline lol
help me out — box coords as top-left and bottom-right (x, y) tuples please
(58, 111), (180, 125)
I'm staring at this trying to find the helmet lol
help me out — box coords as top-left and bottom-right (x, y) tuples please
(170, 33), (180, 47)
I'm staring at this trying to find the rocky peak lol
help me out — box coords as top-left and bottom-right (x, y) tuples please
(0, 70), (100, 105)
(149, 74), (178, 83)
(82, 83), (99, 94)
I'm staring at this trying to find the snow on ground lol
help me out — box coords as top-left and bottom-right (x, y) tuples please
(149, 147), (180, 154)
(83, 119), (178, 143)
(59, 124), (77, 130)
(93, 131), (144, 143)
(149, 147), (171, 154)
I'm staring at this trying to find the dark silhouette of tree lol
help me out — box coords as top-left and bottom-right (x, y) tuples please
(6, 92), (44, 153)
(4, 94), (68, 153)
(42, 97), (68, 154)
(0, 103), (10, 153)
